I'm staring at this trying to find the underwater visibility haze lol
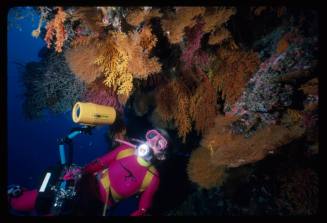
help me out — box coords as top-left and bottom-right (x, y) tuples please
(7, 6), (319, 216)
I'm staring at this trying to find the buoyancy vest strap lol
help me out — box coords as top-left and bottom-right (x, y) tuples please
(112, 148), (157, 192)
(140, 166), (157, 192)
(99, 169), (122, 202)
(116, 148), (135, 160)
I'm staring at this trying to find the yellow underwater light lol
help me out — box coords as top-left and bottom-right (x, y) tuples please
(72, 102), (116, 126)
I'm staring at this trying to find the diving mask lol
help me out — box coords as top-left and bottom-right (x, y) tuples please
(145, 129), (168, 160)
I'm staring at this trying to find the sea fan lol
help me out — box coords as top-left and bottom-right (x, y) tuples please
(187, 146), (227, 189)
(65, 43), (103, 84)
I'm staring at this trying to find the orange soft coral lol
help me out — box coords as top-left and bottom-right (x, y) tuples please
(208, 27), (231, 45)
(201, 115), (305, 168)
(155, 79), (192, 142)
(118, 26), (162, 79)
(71, 7), (104, 34)
(155, 82), (176, 122)
(202, 7), (236, 33)
(252, 6), (268, 16)
(65, 43), (103, 83)
(126, 7), (162, 27)
(44, 7), (67, 53)
(139, 25), (158, 52)
(189, 78), (217, 135)
(161, 7), (205, 44)
(187, 146), (227, 189)
(212, 48), (260, 106)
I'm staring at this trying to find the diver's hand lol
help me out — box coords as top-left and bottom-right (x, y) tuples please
(82, 159), (105, 175)
(63, 167), (82, 180)
(131, 208), (147, 216)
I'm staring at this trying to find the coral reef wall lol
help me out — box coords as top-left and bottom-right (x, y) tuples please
(18, 6), (318, 215)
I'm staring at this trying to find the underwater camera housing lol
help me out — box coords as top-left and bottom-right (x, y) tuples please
(35, 165), (82, 216)
(35, 102), (117, 216)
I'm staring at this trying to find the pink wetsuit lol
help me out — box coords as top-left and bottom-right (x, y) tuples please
(83, 144), (160, 216)
(10, 144), (160, 216)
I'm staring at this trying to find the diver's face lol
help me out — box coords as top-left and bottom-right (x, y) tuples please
(146, 130), (168, 160)
(151, 138), (167, 154)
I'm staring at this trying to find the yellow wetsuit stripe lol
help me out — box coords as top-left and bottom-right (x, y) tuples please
(140, 166), (156, 192)
(116, 148), (135, 160)
(99, 168), (122, 202)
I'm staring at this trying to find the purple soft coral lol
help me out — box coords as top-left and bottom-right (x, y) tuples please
(180, 21), (205, 72)
(83, 84), (124, 114)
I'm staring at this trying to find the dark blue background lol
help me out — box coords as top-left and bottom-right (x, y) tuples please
(7, 7), (110, 190)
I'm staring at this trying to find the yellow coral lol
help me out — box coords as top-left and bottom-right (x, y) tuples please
(94, 32), (133, 97)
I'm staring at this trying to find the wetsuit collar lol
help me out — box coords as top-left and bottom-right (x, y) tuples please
(137, 156), (151, 167)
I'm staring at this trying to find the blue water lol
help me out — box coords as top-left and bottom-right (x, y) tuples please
(7, 7), (110, 190)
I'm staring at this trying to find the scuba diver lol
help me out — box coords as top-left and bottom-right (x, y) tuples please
(8, 102), (170, 216)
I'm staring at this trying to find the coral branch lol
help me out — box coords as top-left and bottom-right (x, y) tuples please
(44, 7), (67, 53)
(161, 7), (205, 44)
